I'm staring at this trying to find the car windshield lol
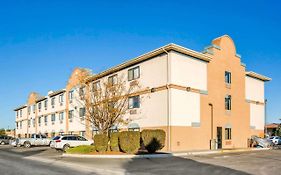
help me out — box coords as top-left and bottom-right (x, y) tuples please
(53, 136), (61, 140)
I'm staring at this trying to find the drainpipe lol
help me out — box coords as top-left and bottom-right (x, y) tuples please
(162, 47), (171, 152)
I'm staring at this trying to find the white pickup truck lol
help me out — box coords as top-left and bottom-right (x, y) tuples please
(15, 134), (51, 148)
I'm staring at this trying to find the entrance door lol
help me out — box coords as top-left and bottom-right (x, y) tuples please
(217, 127), (222, 149)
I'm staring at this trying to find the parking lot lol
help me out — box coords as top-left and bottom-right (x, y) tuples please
(1, 145), (281, 175)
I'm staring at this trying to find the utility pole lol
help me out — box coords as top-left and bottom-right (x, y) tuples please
(209, 103), (214, 150)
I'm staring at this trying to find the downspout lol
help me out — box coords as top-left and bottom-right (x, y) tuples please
(162, 47), (171, 152)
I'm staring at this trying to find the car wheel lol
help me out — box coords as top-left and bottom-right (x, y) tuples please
(0, 141), (5, 145)
(63, 144), (70, 152)
(24, 142), (31, 148)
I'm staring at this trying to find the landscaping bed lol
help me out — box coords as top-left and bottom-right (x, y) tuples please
(66, 129), (166, 155)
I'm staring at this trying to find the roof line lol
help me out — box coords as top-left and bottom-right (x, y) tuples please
(246, 71), (271, 81)
(86, 43), (212, 82)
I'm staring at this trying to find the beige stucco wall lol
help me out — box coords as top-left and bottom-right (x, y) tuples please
(245, 76), (265, 102)
(170, 51), (208, 91)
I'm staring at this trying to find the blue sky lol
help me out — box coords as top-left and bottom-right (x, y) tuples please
(0, 0), (280, 129)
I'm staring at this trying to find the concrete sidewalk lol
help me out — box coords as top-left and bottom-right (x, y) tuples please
(62, 147), (270, 159)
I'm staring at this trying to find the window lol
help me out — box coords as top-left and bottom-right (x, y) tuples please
(16, 122), (19, 129)
(128, 66), (140, 81)
(92, 81), (101, 91)
(225, 71), (231, 84)
(38, 116), (42, 126)
(128, 96), (140, 109)
(51, 97), (55, 108)
(32, 119), (35, 127)
(79, 87), (85, 98)
(38, 102), (41, 111)
(51, 114), (56, 124)
(79, 107), (86, 117)
(108, 74), (117, 86)
(69, 90), (74, 102)
(33, 105), (36, 113)
(20, 110), (22, 117)
(79, 108), (86, 120)
(20, 121), (22, 129)
(59, 112), (64, 122)
(44, 116), (48, 125)
(44, 100), (48, 110)
(225, 95), (232, 110)
(16, 111), (18, 117)
(28, 106), (31, 114)
(69, 110), (74, 122)
(79, 131), (86, 137)
(225, 128), (232, 140)
(59, 94), (64, 104)
(28, 120), (31, 127)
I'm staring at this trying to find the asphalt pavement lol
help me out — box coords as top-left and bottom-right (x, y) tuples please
(1, 145), (281, 175)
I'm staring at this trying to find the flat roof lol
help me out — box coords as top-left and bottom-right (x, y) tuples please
(246, 71), (271, 82)
(14, 104), (27, 111)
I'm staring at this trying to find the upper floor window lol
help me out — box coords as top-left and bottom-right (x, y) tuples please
(32, 119), (35, 127)
(225, 71), (231, 84)
(51, 97), (55, 108)
(20, 110), (22, 117)
(69, 90), (74, 101)
(16, 111), (19, 117)
(44, 100), (48, 110)
(28, 106), (31, 114)
(92, 81), (101, 91)
(38, 116), (42, 125)
(33, 105), (36, 113)
(59, 94), (64, 104)
(128, 96), (140, 109)
(59, 112), (64, 122)
(79, 87), (85, 99)
(108, 74), (117, 86)
(79, 108), (86, 120)
(225, 95), (232, 110)
(38, 102), (42, 111)
(69, 110), (74, 122)
(128, 66), (140, 81)
(44, 115), (48, 125)
(51, 114), (56, 123)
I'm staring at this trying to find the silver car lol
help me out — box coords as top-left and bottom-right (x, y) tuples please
(16, 134), (51, 148)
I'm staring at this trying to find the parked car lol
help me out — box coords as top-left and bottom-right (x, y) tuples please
(53, 135), (93, 151)
(50, 135), (61, 149)
(0, 135), (13, 145)
(269, 136), (281, 145)
(16, 134), (51, 148)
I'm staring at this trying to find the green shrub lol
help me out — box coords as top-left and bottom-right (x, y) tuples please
(141, 129), (166, 153)
(94, 134), (109, 152)
(66, 145), (96, 154)
(110, 132), (120, 152)
(119, 131), (140, 154)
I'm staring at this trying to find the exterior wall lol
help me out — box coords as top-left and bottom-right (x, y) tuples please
(245, 76), (265, 102)
(170, 51), (208, 91)
(250, 103), (265, 130)
(170, 89), (201, 126)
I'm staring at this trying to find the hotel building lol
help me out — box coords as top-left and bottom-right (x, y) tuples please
(14, 35), (271, 151)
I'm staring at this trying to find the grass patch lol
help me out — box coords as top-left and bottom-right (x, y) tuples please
(66, 145), (96, 154)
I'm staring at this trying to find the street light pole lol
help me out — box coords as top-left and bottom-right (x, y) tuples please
(264, 99), (267, 137)
(209, 103), (214, 149)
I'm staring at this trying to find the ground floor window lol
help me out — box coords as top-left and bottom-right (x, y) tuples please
(225, 128), (232, 140)
(80, 131), (85, 137)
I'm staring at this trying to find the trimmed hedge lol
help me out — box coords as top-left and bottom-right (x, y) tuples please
(110, 132), (120, 152)
(94, 134), (108, 152)
(66, 145), (96, 154)
(141, 129), (166, 153)
(119, 131), (140, 154)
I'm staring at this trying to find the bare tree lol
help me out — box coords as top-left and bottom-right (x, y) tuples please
(78, 72), (140, 135)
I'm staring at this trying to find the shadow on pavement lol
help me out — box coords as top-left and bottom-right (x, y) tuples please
(122, 156), (250, 175)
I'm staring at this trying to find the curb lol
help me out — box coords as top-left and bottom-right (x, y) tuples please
(62, 148), (270, 159)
